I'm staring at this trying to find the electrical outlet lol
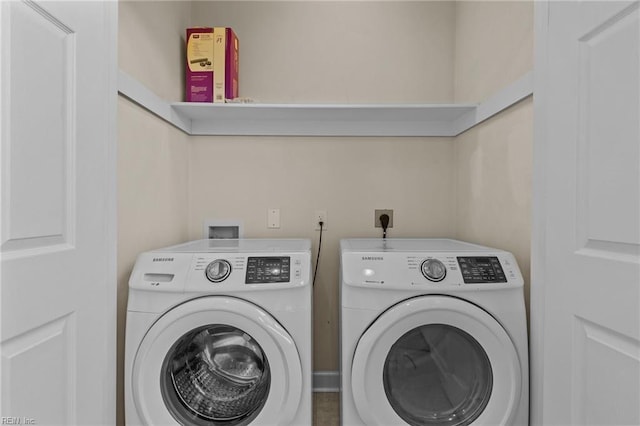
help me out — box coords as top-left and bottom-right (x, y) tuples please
(314, 210), (327, 230)
(374, 209), (394, 228)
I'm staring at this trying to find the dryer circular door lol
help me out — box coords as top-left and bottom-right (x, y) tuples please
(131, 296), (302, 426)
(351, 296), (522, 426)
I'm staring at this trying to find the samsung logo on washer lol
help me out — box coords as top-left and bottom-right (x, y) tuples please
(152, 257), (174, 262)
(362, 256), (383, 261)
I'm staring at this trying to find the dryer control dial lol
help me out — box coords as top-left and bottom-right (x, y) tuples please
(205, 259), (232, 283)
(421, 258), (447, 282)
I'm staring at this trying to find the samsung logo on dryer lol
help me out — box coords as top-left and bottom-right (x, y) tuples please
(152, 257), (174, 262)
(362, 256), (383, 261)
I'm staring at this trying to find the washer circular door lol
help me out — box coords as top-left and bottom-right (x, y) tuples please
(351, 296), (522, 426)
(132, 296), (302, 425)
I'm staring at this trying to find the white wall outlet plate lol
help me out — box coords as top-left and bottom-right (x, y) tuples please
(268, 208), (281, 229)
(374, 209), (394, 228)
(314, 210), (327, 230)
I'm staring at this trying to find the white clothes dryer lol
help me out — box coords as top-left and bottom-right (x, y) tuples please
(125, 239), (312, 426)
(340, 239), (528, 426)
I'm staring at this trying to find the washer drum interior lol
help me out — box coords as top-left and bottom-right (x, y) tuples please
(161, 324), (271, 425)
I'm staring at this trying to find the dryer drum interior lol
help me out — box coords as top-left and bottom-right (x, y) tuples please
(383, 324), (493, 426)
(160, 324), (271, 425)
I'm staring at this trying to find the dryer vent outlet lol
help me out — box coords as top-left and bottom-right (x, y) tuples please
(375, 209), (394, 228)
(203, 220), (244, 239)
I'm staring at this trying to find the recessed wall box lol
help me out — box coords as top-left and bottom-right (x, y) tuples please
(203, 220), (243, 239)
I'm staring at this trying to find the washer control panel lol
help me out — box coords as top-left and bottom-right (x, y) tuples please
(457, 256), (507, 283)
(184, 253), (309, 290)
(129, 241), (311, 295)
(246, 256), (290, 284)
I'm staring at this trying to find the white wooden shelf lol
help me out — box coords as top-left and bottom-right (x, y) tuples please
(171, 102), (477, 136)
(118, 70), (533, 137)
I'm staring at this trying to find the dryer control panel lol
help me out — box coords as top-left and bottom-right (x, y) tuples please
(341, 251), (522, 290)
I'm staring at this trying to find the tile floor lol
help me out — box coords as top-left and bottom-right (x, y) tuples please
(313, 392), (340, 426)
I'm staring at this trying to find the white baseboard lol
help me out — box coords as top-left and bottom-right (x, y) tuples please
(313, 370), (340, 392)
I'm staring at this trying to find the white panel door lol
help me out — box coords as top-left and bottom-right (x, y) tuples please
(0, 1), (117, 424)
(533, 1), (640, 425)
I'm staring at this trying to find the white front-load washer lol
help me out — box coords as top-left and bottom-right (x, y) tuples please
(125, 239), (312, 426)
(340, 238), (528, 426)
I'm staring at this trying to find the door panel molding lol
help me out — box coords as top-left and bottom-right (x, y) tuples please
(1, 313), (77, 424)
(575, 1), (640, 251)
(572, 316), (640, 425)
(1, 0), (77, 257)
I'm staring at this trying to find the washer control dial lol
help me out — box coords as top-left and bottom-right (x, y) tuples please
(421, 258), (447, 282)
(205, 259), (232, 283)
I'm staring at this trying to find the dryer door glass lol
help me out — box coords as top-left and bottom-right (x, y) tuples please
(383, 324), (492, 426)
(160, 324), (271, 426)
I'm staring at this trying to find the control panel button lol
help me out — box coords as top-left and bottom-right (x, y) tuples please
(205, 259), (232, 283)
(421, 258), (447, 282)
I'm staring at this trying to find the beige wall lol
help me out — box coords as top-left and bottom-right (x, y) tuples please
(453, 0), (534, 314)
(190, 1), (456, 103)
(117, 2), (192, 425)
(453, 99), (533, 310)
(119, 0), (191, 101)
(453, 1), (534, 103)
(117, 3), (534, 415)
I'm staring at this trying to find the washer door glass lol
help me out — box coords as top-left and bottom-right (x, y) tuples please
(383, 324), (492, 426)
(161, 324), (271, 426)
